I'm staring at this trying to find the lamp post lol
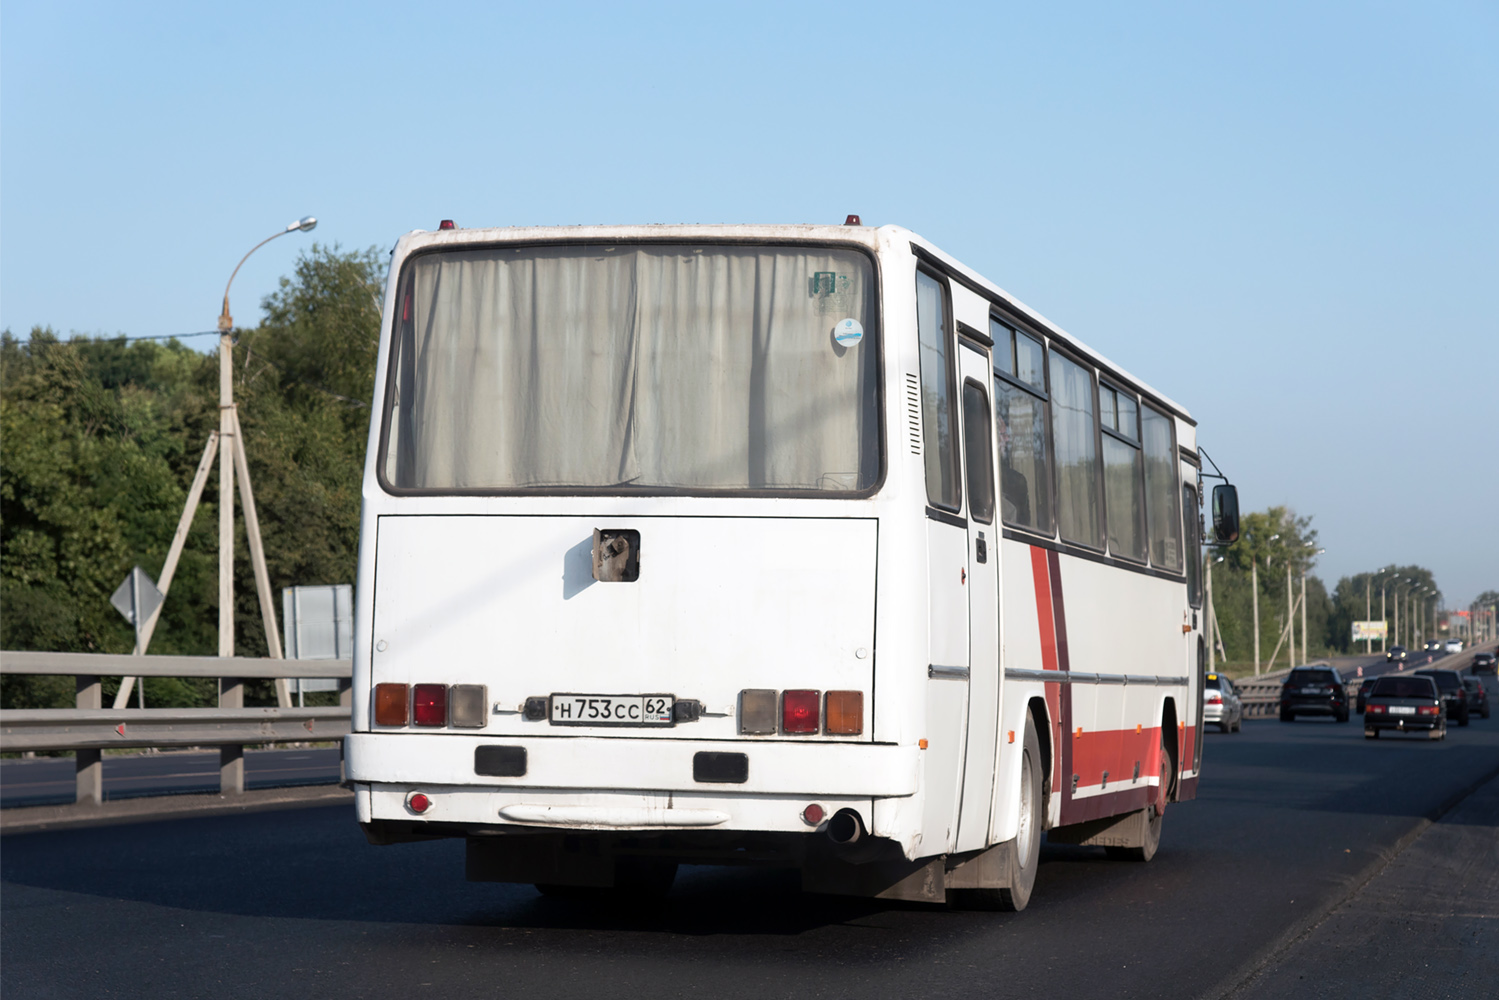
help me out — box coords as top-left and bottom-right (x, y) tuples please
(109, 216), (317, 792)
(1243, 531), (1279, 676)
(1300, 547), (1324, 665)
(215, 217), (317, 658)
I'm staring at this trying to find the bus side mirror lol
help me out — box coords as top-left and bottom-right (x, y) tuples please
(1212, 484), (1240, 544)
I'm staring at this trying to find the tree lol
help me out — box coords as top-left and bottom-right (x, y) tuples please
(1, 245), (385, 708)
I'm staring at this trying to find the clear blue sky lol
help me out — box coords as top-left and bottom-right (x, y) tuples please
(3, 1), (1495, 607)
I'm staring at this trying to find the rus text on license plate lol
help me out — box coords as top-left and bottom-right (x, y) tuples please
(1390, 705), (1416, 715)
(550, 694), (674, 726)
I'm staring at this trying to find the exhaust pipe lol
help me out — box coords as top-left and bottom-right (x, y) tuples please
(826, 808), (865, 845)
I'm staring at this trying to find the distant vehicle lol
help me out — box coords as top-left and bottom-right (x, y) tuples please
(1387, 646), (1408, 663)
(1204, 673), (1243, 733)
(1460, 677), (1490, 720)
(1445, 639), (1464, 654)
(1413, 669), (1470, 726)
(1364, 675), (1445, 740)
(1279, 666), (1349, 723)
(1424, 640), (1443, 653)
(1355, 677), (1378, 714)
(1472, 652), (1497, 675)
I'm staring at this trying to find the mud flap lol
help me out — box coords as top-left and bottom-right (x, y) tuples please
(1047, 806), (1151, 849)
(802, 840), (1018, 902)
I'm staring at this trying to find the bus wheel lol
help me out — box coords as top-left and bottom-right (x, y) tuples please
(1106, 731), (1167, 863)
(993, 717), (1043, 911)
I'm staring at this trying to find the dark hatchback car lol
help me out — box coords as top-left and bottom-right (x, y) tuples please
(1472, 652), (1497, 676)
(1461, 677), (1490, 720)
(1356, 676), (1378, 714)
(1413, 669), (1470, 726)
(1280, 666), (1349, 722)
(1387, 646), (1408, 663)
(1364, 675), (1445, 739)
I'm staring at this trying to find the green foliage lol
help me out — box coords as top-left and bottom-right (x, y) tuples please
(1, 246), (383, 708)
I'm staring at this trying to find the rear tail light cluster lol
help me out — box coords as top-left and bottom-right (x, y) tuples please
(1417, 705), (1440, 716)
(738, 689), (863, 736)
(1367, 704), (1387, 714)
(374, 683), (487, 728)
(1206, 694), (1223, 705)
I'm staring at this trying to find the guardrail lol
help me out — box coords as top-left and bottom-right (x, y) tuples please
(1, 651), (352, 805)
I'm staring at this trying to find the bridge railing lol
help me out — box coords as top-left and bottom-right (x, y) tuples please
(1, 651), (352, 804)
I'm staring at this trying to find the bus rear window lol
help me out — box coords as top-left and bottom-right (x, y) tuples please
(380, 244), (880, 494)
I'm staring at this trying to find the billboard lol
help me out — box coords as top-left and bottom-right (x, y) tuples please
(1351, 620), (1388, 642)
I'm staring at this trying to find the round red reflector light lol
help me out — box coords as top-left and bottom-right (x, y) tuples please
(407, 792), (431, 814)
(802, 804), (825, 826)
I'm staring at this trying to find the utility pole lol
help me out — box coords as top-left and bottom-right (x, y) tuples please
(1287, 560), (1295, 669)
(1365, 576), (1372, 655)
(1252, 557), (1261, 676)
(1300, 569), (1308, 666)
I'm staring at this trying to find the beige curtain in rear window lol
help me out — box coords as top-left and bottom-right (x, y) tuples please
(383, 245), (878, 492)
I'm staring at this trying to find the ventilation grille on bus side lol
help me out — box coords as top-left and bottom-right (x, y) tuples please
(905, 373), (922, 455)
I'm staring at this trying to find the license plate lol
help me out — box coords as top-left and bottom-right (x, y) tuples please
(1390, 706), (1416, 715)
(549, 694), (674, 726)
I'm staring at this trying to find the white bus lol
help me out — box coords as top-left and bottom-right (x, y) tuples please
(345, 221), (1240, 909)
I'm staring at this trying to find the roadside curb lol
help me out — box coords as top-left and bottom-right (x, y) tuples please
(0, 782), (353, 835)
(1206, 760), (1499, 1000)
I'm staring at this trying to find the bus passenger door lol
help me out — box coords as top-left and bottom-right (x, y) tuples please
(954, 343), (1001, 853)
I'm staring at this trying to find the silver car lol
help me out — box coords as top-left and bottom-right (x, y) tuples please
(1205, 672), (1243, 732)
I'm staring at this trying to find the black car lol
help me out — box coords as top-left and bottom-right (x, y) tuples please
(1461, 677), (1490, 720)
(1386, 645), (1408, 663)
(1355, 676), (1378, 714)
(1472, 652), (1497, 676)
(1280, 666), (1349, 722)
(1364, 675), (1445, 740)
(1413, 669), (1469, 726)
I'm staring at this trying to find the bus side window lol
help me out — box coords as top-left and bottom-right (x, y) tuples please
(1050, 349), (1103, 550)
(1142, 405), (1182, 571)
(992, 320), (1053, 535)
(916, 270), (961, 512)
(1184, 483), (1202, 607)
(962, 379), (995, 524)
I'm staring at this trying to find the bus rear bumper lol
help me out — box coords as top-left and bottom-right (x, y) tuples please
(345, 733), (919, 832)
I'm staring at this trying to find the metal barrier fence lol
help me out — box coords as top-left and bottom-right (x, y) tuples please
(1, 651), (352, 804)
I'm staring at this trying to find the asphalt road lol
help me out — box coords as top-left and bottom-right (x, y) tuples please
(3, 671), (1495, 1000)
(0, 747), (343, 809)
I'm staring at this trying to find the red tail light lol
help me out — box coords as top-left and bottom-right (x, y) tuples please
(1367, 704), (1386, 714)
(1417, 705), (1440, 716)
(1206, 694), (1222, 705)
(413, 684), (447, 726)
(782, 690), (820, 734)
(438, 219), (456, 230)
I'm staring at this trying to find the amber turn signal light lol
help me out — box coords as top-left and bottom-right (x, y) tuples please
(374, 683), (409, 726)
(824, 691), (863, 735)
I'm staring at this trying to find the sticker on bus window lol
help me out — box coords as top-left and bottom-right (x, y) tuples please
(833, 318), (864, 347)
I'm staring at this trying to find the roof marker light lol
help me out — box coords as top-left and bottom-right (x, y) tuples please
(439, 219), (456, 230)
(844, 214), (861, 225)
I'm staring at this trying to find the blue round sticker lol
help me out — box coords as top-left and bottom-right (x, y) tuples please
(833, 318), (864, 347)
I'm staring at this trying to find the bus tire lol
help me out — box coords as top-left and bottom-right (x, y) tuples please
(996, 716), (1043, 912)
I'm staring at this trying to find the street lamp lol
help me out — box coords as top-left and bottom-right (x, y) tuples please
(1298, 547), (1325, 666)
(1243, 531), (1280, 676)
(110, 216), (318, 792)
